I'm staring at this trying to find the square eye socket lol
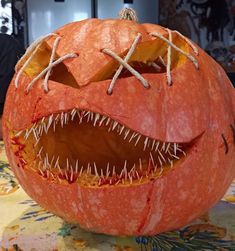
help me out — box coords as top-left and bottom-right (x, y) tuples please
(48, 62), (78, 88)
(21, 41), (79, 89)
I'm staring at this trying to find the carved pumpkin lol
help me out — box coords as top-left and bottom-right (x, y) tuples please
(2, 12), (235, 236)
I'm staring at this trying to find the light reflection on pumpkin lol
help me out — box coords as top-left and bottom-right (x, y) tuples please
(2, 17), (235, 236)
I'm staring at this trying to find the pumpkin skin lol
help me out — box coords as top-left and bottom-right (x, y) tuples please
(2, 19), (235, 236)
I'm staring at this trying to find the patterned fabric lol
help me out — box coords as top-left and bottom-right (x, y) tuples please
(0, 141), (234, 251)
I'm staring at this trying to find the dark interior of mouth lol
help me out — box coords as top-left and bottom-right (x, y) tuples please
(21, 111), (191, 185)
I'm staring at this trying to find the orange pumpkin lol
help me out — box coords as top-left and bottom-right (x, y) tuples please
(2, 13), (235, 236)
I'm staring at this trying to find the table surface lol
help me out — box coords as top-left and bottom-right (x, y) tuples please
(0, 141), (235, 251)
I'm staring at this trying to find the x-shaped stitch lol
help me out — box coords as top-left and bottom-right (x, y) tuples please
(102, 33), (150, 94)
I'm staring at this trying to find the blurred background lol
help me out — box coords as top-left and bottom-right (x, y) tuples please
(1, 0), (235, 85)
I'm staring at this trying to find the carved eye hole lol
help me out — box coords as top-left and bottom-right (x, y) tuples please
(20, 41), (79, 89)
(48, 62), (78, 88)
(114, 60), (166, 79)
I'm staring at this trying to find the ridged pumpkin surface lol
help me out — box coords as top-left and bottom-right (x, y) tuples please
(3, 19), (235, 236)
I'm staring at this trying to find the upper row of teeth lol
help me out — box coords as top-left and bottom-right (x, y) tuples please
(15, 109), (185, 156)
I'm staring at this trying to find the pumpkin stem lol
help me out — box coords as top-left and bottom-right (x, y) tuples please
(118, 8), (138, 22)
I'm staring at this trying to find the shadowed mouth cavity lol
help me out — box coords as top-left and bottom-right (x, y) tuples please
(12, 109), (191, 186)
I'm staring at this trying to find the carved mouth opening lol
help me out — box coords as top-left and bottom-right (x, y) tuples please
(13, 110), (191, 187)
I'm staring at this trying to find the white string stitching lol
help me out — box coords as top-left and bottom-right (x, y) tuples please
(166, 29), (172, 85)
(26, 53), (78, 93)
(150, 31), (199, 69)
(173, 30), (199, 55)
(43, 36), (61, 92)
(159, 56), (166, 67)
(149, 62), (161, 71)
(102, 48), (150, 90)
(15, 33), (57, 88)
(107, 33), (142, 94)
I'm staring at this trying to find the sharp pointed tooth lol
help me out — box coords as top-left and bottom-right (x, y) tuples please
(161, 142), (166, 151)
(93, 113), (100, 126)
(66, 158), (69, 171)
(33, 128), (39, 140)
(171, 154), (180, 160)
(65, 171), (69, 180)
(44, 123), (48, 134)
(124, 129), (130, 140)
(129, 132), (137, 143)
(158, 156), (163, 167)
(123, 160), (128, 180)
(112, 166), (116, 176)
(135, 135), (141, 146)
(154, 164), (158, 172)
(128, 173), (133, 184)
(174, 143), (177, 155)
(37, 146), (43, 157)
(64, 113), (68, 124)
(75, 160), (79, 174)
(119, 125), (125, 135)
(70, 166), (74, 182)
(57, 163), (63, 175)
(106, 163), (110, 178)
(41, 117), (45, 124)
(136, 170), (140, 180)
(151, 140), (156, 150)
(79, 115), (83, 124)
(158, 150), (166, 163)
(71, 109), (77, 120)
(43, 158), (47, 171)
(112, 121), (119, 131)
(77, 110), (82, 118)
(87, 163), (90, 174)
(47, 115), (53, 131)
(55, 156), (60, 168)
(60, 114), (64, 127)
(139, 176), (143, 183)
(119, 169), (124, 180)
(101, 169), (104, 178)
(50, 155), (55, 167)
(177, 147), (186, 156)
(38, 125), (43, 136)
(94, 162), (99, 177)
(144, 137), (149, 151)
(15, 130), (23, 137)
(84, 111), (90, 118)
(105, 117), (111, 126)
(159, 166), (164, 176)
(24, 129), (30, 140)
(55, 114), (60, 121)
(130, 164), (136, 175)
(89, 112), (93, 121)
(39, 168), (44, 176)
(155, 141), (160, 152)
(46, 154), (49, 165)
(150, 152), (155, 166)
(165, 143), (171, 153)
(115, 180), (121, 185)
(79, 166), (84, 176)
(168, 158), (174, 168)
(99, 115), (107, 126)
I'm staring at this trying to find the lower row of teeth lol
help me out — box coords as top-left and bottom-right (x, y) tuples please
(33, 144), (185, 186)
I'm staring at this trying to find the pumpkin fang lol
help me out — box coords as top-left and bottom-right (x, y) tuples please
(13, 109), (191, 187)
